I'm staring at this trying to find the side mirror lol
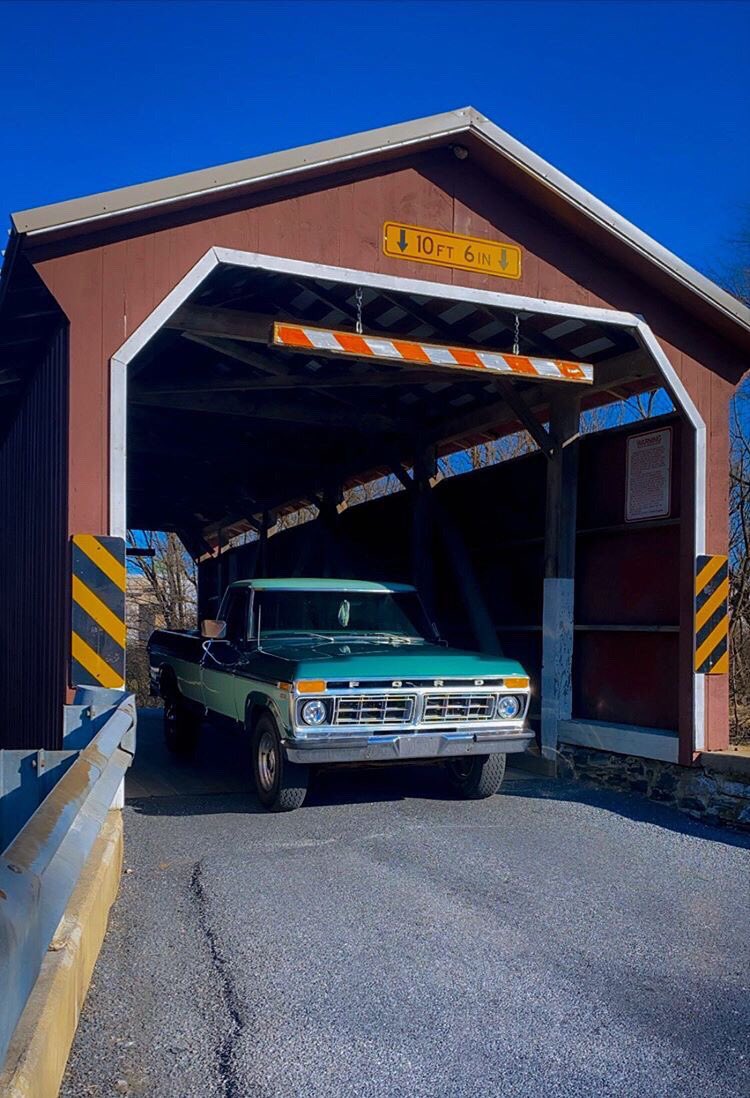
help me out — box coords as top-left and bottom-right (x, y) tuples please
(201, 619), (227, 640)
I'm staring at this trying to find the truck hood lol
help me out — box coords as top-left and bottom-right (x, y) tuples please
(258, 637), (527, 680)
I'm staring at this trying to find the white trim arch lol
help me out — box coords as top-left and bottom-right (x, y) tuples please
(109, 248), (707, 752)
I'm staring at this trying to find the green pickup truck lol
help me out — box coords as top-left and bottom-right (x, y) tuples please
(148, 578), (533, 811)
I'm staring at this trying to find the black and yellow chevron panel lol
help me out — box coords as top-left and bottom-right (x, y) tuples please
(695, 554), (729, 675)
(71, 534), (126, 689)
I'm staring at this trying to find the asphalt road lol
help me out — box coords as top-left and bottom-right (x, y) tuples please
(62, 709), (750, 1098)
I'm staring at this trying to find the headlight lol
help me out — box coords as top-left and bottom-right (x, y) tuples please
(496, 694), (522, 720)
(300, 699), (328, 726)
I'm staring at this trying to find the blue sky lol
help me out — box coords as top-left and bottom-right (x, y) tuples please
(0, 0), (747, 280)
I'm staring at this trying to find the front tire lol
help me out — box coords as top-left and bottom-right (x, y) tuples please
(445, 752), (506, 799)
(251, 712), (308, 812)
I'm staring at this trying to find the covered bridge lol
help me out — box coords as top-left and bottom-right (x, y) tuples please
(1, 107), (748, 769)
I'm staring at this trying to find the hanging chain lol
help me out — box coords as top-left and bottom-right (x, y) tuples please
(513, 313), (520, 356)
(355, 286), (364, 335)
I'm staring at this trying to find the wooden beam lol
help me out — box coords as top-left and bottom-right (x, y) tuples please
(175, 526), (214, 561)
(129, 388), (402, 433)
(376, 288), (558, 364)
(413, 445), (438, 483)
(411, 479), (436, 623)
(0, 335), (39, 348)
(425, 348), (654, 451)
(494, 378), (554, 458)
(178, 329), (451, 419)
(182, 333), (283, 376)
(376, 290), (457, 340)
(135, 366), (466, 397)
(545, 393), (580, 580)
(589, 349), (653, 388)
(290, 280), (356, 323)
(389, 463), (415, 493)
(426, 385), (533, 448)
(432, 490), (502, 655)
(165, 304), (274, 344)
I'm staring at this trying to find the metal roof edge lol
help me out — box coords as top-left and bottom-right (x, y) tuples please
(8, 104), (749, 342)
(471, 117), (750, 336)
(0, 226), (21, 315)
(11, 107), (479, 237)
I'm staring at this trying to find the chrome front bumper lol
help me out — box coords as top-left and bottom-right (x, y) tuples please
(283, 726), (534, 765)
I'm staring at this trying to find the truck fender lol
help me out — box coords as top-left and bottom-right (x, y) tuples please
(244, 692), (287, 734)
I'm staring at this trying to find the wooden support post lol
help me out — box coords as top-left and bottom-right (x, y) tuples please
(411, 480), (436, 626)
(317, 488), (348, 579)
(257, 512), (269, 578)
(541, 392), (581, 764)
(407, 445), (500, 653)
(436, 495), (502, 655)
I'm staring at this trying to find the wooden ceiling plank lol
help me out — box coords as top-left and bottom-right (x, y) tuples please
(164, 304), (274, 343)
(134, 365), (472, 397)
(130, 388), (403, 433)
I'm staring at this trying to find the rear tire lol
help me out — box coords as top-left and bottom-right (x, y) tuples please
(251, 711), (308, 812)
(445, 753), (506, 799)
(163, 688), (201, 756)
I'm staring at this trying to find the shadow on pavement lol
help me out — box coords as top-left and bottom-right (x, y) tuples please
(502, 772), (750, 850)
(128, 707), (458, 815)
(128, 709), (750, 848)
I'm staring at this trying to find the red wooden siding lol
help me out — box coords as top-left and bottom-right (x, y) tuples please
(23, 149), (739, 753)
(0, 325), (69, 749)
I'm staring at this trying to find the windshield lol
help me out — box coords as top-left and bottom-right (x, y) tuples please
(257, 590), (433, 643)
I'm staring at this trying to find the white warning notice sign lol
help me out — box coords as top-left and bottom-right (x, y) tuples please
(625, 427), (672, 522)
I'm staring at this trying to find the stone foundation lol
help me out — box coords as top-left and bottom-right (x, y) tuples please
(559, 744), (750, 832)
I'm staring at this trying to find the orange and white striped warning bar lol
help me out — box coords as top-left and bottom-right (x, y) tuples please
(272, 322), (593, 384)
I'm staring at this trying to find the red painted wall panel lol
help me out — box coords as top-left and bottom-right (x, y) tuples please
(0, 325), (68, 748)
(573, 632), (680, 730)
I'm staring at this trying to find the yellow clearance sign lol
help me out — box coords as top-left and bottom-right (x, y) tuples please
(383, 222), (522, 280)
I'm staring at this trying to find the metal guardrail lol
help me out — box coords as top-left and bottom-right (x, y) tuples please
(0, 693), (136, 1064)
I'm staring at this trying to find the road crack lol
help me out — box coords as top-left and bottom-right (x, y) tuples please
(190, 861), (247, 1098)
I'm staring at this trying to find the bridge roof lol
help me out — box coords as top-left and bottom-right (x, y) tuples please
(8, 106), (750, 350)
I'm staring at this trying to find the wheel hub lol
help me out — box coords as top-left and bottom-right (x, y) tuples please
(449, 757), (473, 780)
(257, 729), (278, 791)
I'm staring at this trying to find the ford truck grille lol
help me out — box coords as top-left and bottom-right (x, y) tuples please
(423, 693), (496, 722)
(333, 694), (416, 725)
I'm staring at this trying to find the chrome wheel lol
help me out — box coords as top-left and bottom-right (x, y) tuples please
(257, 728), (278, 792)
(251, 714), (308, 811)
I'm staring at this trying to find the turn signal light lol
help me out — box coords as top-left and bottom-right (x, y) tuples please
(297, 680), (327, 693)
(504, 677), (529, 689)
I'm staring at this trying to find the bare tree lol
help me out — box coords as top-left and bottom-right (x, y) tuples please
(715, 216), (750, 308)
(126, 530), (197, 630)
(720, 216), (750, 741)
(727, 372), (750, 744)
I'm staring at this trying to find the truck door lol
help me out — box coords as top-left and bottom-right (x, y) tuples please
(201, 587), (249, 718)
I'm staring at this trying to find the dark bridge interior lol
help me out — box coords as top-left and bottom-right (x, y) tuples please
(126, 262), (650, 554)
